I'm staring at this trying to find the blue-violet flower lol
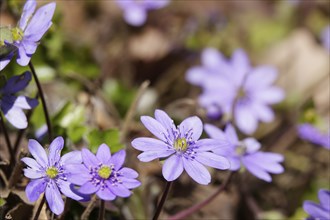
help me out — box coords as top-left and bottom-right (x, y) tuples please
(115, 0), (169, 26)
(0, 0), (56, 70)
(21, 137), (84, 215)
(131, 109), (230, 185)
(0, 71), (38, 129)
(205, 123), (284, 182)
(186, 48), (285, 134)
(303, 189), (330, 220)
(66, 144), (141, 200)
(297, 123), (330, 150)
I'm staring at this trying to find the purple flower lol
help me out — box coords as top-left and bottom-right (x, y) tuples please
(115, 0), (169, 26)
(321, 25), (330, 53)
(0, 0), (56, 71)
(66, 144), (140, 200)
(186, 48), (285, 134)
(131, 109), (230, 185)
(204, 123), (284, 182)
(0, 71), (38, 129)
(303, 189), (330, 220)
(297, 123), (330, 150)
(21, 137), (84, 215)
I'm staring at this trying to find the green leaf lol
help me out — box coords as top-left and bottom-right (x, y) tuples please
(67, 125), (87, 143)
(86, 128), (124, 154)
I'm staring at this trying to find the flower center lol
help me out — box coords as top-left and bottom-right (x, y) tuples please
(11, 27), (24, 42)
(174, 138), (188, 152)
(98, 165), (112, 179)
(235, 142), (247, 156)
(46, 166), (58, 179)
(237, 88), (246, 99)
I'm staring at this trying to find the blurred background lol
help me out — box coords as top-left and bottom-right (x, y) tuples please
(0, 0), (329, 219)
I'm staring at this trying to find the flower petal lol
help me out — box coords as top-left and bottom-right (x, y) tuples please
(119, 167), (139, 178)
(131, 137), (169, 151)
(319, 189), (330, 211)
(60, 151), (82, 164)
(121, 178), (141, 189)
(2, 71), (32, 93)
(109, 183), (131, 198)
(81, 148), (100, 167)
(194, 139), (231, 153)
(28, 139), (48, 167)
(123, 5), (147, 26)
(16, 45), (31, 66)
(204, 124), (227, 140)
(109, 150), (126, 170)
(97, 187), (116, 200)
(45, 181), (64, 215)
(194, 152), (230, 170)
(12, 96), (38, 110)
(179, 116), (203, 141)
(201, 47), (224, 70)
(137, 149), (174, 162)
(244, 66), (278, 90)
(21, 157), (42, 170)
(57, 179), (83, 201)
(4, 106), (28, 129)
(162, 155), (184, 181)
(235, 104), (258, 135)
(19, 0), (37, 30)
(23, 168), (44, 179)
(79, 181), (100, 194)
(141, 115), (168, 142)
(182, 158), (211, 185)
(253, 87), (285, 104)
(303, 201), (329, 219)
(96, 144), (111, 164)
(243, 138), (261, 153)
(250, 102), (274, 123)
(228, 157), (241, 171)
(242, 158), (272, 182)
(224, 124), (239, 145)
(26, 178), (47, 202)
(155, 109), (176, 141)
(48, 136), (64, 166)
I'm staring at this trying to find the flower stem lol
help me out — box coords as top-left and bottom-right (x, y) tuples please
(28, 61), (53, 141)
(169, 172), (234, 220)
(98, 199), (105, 220)
(33, 195), (46, 220)
(152, 181), (173, 220)
(0, 113), (15, 162)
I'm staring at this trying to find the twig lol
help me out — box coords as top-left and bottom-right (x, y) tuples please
(32, 195), (46, 220)
(98, 200), (105, 220)
(120, 80), (150, 143)
(152, 181), (172, 220)
(29, 61), (53, 141)
(169, 172), (234, 220)
(81, 195), (97, 220)
(0, 113), (15, 163)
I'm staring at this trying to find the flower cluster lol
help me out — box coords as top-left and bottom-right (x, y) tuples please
(186, 48), (285, 135)
(297, 123), (330, 150)
(0, 71), (38, 128)
(0, 0), (56, 70)
(132, 109), (230, 185)
(22, 138), (140, 215)
(303, 189), (330, 220)
(204, 124), (284, 182)
(115, 0), (169, 26)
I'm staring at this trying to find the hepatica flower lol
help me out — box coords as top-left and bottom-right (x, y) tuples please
(115, 0), (169, 26)
(66, 144), (140, 200)
(303, 189), (330, 220)
(186, 48), (285, 134)
(205, 124), (284, 182)
(21, 137), (84, 215)
(297, 123), (330, 150)
(131, 109), (230, 185)
(0, 71), (38, 129)
(0, 0), (56, 71)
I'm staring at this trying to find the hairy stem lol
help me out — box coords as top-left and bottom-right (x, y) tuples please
(169, 172), (234, 220)
(33, 195), (45, 220)
(152, 181), (173, 220)
(81, 195), (97, 220)
(0, 113), (15, 163)
(29, 61), (53, 141)
(98, 199), (105, 220)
